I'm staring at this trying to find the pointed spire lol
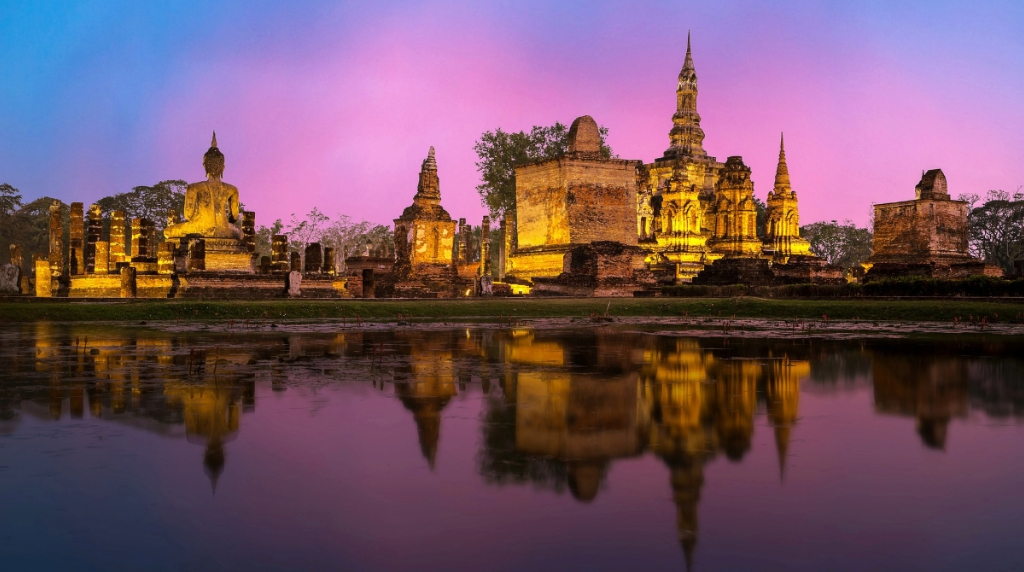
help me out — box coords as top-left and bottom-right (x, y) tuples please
(774, 132), (791, 192)
(211, 130), (218, 148)
(775, 424), (791, 482)
(683, 31), (694, 72)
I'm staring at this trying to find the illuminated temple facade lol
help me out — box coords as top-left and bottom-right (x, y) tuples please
(502, 34), (835, 289)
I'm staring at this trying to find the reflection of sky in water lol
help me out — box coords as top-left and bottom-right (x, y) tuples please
(1, 325), (1023, 571)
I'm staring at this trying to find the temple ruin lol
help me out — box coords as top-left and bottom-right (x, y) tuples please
(864, 169), (999, 280)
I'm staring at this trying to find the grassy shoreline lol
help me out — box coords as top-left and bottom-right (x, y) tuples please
(2, 297), (1023, 323)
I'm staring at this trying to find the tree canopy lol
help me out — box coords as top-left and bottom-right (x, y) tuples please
(800, 219), (873, 269)
(474, 122), (613, 218)
(961, 189), (1024, 274)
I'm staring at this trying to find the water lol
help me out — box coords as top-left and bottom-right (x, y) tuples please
(1, 323), (1023, 571)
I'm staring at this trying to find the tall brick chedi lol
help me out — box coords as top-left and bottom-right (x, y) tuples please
(388, 147), (466, 297)
(762, 135), (813, 262)
(637, 33), (723, 282)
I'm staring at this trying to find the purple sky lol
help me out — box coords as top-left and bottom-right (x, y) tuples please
(1, 0), (1022, 228)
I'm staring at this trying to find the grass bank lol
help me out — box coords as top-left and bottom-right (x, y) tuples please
(2, 297), (1023, 323)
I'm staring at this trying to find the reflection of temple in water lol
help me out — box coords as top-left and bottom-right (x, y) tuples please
(478, 331), (809, 569)
(872, 350), (969, 449)
(14, 324), (257, 491)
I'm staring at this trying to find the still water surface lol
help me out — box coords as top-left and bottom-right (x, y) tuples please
(1, 323), (1023, 571)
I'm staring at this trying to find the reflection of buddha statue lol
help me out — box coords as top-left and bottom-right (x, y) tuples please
(165, 132), (243, 240)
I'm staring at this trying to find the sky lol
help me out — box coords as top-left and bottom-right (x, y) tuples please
(1, 0), (1022, 228)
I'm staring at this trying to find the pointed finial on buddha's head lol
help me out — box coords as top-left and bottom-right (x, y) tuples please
(211, 130), (218, 149)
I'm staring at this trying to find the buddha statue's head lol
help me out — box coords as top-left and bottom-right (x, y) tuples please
(204, 131), (225, 181)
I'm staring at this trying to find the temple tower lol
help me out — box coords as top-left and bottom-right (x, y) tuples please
(639, 33), (722, 282)
(665, 32), (707, 160)
(763, 134), (813, 262)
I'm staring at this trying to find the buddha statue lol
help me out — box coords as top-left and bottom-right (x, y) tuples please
(165, 132), (243, 240)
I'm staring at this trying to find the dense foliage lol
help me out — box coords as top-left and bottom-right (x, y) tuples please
(474, 122), (613, 218)
(800, 219), (873, 269)
(961, 190), (1024, 274)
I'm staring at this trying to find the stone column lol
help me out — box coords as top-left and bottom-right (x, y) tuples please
(271, 235), (289, 273)
(34, 256), (52, 297)
(86, 204), (102, 273)
(109, 211), (127, 270)
(481, 216), (491, 277)
(131, 218), (156, 260)
(323, 247), (336, 275)
(259, 256), (271, 274)
(457, 218), (467, 263)
(498, 218), (508, 281)
(120, 266), (137, 298)
(290, 252), (301, 272)
(241, 211), (256, 253)
(69, 202), (84, 275)
(304, 243), (323, 273)
(157, 242), (175, 274)
(48, 200), (63, 279)
(94, 241), (109, 275)
(186, 238), (206, 272)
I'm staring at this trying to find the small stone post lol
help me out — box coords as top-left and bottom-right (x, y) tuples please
(120, 266), (137, 298)
(304, 243), (323, 273)
(286, 271), (302, 297)
(109, 211), (127, 270)
(69, 202), (85, 275)
(86, 204), (102, 273)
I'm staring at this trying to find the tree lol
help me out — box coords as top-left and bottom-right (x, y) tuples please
(962, 189), (1024, 274)
(753, 196), (767, 238)
(800, 219), (873, 269)
(474, 122), (613, 218)
(0, 183), (23, 224)
(254, 218), (284, 258)
(95, 180), (187, 230)
(286, 207), (330, 251)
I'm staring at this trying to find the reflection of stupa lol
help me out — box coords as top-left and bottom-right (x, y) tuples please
(165, 384), (242, 492)
(765, 357), (807, 479)
(872, 353), (967, 450)
(396, 383), (455, 470)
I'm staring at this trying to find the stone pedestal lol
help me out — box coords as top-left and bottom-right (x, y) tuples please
(157, 242), (175, 274)
(187, 239), (206, 272)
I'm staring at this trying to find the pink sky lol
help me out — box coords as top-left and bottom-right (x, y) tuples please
(3, 1), (1022, 228)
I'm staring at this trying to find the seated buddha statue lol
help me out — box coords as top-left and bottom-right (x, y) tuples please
(165, 132), (243, 240)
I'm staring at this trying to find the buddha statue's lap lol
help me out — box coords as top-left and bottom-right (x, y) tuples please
(165, 180), (243, 240)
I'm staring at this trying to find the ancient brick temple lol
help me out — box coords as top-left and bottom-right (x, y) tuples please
(506, 115), (643, 284)
(865, 169), (1000, 280)
(762, 135), (813, 262)
(386, 147), (474, 297)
